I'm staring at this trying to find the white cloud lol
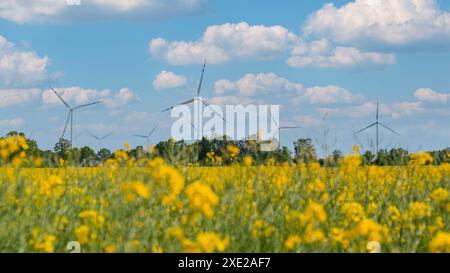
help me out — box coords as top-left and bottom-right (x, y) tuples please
(388, 101), (424, 118)
(318, 101), (424, 119)
(0, 0), (206, 24)
(288, 43), (396, 68)
(0, 35), (49, 86)
(0, 118), (25, 129)
(415, 88), (449, 103)
(149, 22), (298, 65)
(150, 21), (397, 68)
(293, 115), (325, 127)
(0, 88), (41, 108)
(207, 96), (254, 106)
(304, 0), (450, 48)
(214, 73), (303, 96)
(215, 73), (364, 105)
(103, 88), (140, 108)
(42, 86), (139, 109)
(153, 70), (187, 90)
(296, 85), (364, 104)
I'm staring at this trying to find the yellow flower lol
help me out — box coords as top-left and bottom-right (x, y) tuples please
(227, 144), (240, 159)
(429, 232), (450, 253)
(330, 228), (348, 247)
(284, 235), (301, 250)
(168, 227), (185, 240)
(243, 155), (253, 166)
(304, 229), (325, 244)
(120, 181), (151, 202)
(182, 232), (229, 253)
(349, 218), (389, 243)
(75, 225), (90, 244)
(251, 219), (275, 239)
(105, 245), (117, 253)
(341, 202), (365, 223)
(387, 206), (401, 222)
(152, 245), (163, 253)
(431, 188), (449, 202)
(79, 210), (105, 228)
(30, 228), (56, 253)
(185, 182), (219, 218)
(409, 152), (433, 166)
(409, 202), (431, 219)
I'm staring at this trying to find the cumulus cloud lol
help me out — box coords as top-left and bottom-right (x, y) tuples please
(304, 0), (450, 48)
(214, 73), (303, 97)
(103, 88), (140, 108)
(318, 101), (424, 119)
(415, 88), (449, 103)
(296, 85), (364, 104)
(0, 0), (206, 24)
(0, 118), (25, 129)
(0, 88), (41, 108)
(150, 21), (398, 68)
(42, 86), (139, 109)
(293, 115), (325, 127)
(149, 22), (298, 65)
(153, 71), (187, 90)
(287, 45), (396, 68)
(0, 35), (49, 86)
(214, 73), (364, 105)
(207, 96), (254, 106)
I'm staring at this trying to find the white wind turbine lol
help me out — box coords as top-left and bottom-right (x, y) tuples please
(354, 100), (399, 153)
(162, 60), (224, 141)
(51, 87), (102, 148)
(268, 108), (301, 149)
(89, 132), (113, 150)
(133, 124), (158, 152)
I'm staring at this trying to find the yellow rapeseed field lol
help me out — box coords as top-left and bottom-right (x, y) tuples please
(0, 136), (449, 253)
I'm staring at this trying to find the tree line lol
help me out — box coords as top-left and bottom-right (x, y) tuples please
(2, 131), (449, 167)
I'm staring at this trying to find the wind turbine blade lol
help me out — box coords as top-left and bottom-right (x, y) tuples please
(62, 111), (71, 139)
(51, 87), (71, 109)
(148, 124), (159, 137)
(379, 122), (399, 136)
(280, 126), (301, 130)
(355, 122), (377, 135)
(73, 101), (102, 110)
(88, 132), (100, 141)
(133, 135), (148, 138)
(101, 133), (113, 140)
(161, 99), (195, 112)
(75, 131), (85, 140)
(202, 100), (226, 121)
(197, 59), (206, 96)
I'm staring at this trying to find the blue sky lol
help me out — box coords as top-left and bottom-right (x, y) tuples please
(0, 0), (449, 155)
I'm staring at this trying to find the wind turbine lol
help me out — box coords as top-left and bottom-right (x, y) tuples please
(162, 60), (224, 141)
(51, 87), (102, 148)
(267, 108), (301, 149)
(89, 132), (113, 150)
(133, 124), (158, 152)
(354, 100), (399, 153)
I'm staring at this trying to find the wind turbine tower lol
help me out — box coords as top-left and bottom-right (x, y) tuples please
(355, 100), (399, 153)
(51, 87), (102, 148)
(133, 124), (158, 152)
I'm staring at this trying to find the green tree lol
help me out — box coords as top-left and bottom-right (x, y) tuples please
(79, 146), (97, 166)
(97, 148), (111, 162)
(53, 138), (71, 159)
(294, 138), (317, 163)
(388, 148), (409, 165)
